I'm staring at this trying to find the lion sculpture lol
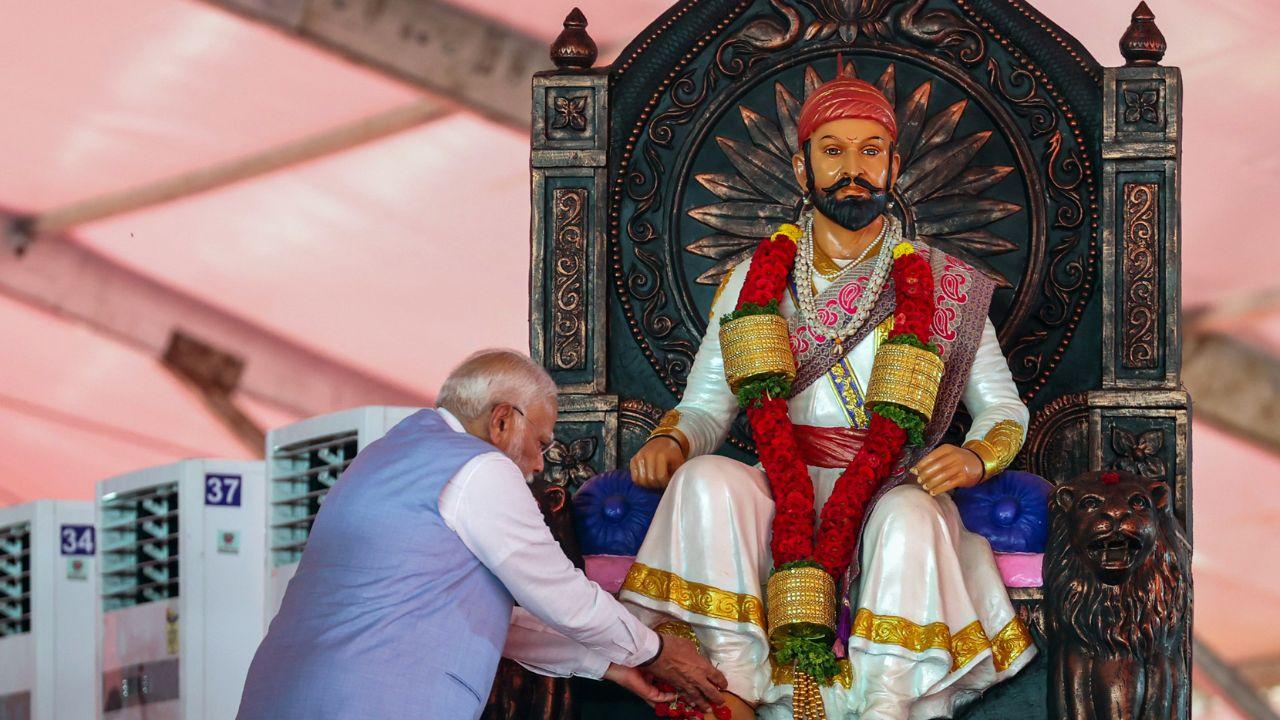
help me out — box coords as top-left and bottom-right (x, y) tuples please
(1045, 469), (1191, 720)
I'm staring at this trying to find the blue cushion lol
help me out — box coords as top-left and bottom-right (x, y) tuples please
(572, 470), (662, 557)
(951, 470), (1052, 553)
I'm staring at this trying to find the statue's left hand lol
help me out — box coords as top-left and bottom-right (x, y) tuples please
(910, 444), (984, 496)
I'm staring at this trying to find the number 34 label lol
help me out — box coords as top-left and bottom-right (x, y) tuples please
(205, 474), (243, 507)
(60, 525), (95, 556)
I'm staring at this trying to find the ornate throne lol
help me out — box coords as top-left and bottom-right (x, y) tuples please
(522, 1), (1188, 717)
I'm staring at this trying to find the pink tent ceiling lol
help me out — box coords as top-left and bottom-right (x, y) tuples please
(2, 0), (1278, 687)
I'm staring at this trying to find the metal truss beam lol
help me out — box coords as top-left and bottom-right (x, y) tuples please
(206, 0), (548, 130)
(0, 221), (430, 419)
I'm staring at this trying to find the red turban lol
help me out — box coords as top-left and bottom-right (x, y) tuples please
(796, 77), (897, 145)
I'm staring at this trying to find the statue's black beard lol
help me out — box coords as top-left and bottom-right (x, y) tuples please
(804, 141), (892, 232)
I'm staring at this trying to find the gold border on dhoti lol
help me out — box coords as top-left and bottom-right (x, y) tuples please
(620, 562), (765, 629)
(990, 615), (1035, 672)
(850, 609), (1033, 673)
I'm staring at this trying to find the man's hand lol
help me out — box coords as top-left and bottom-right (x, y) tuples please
(602, 663), (677, 706)
(630, 436), (687, 490)
(911, 443), (984, 496)
(644, 635), (728, 711)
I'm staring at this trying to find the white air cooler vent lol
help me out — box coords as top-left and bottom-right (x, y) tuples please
(269, 430), (358, 567)
(0, 523), (31, 637)
(100, 482), (179, 611)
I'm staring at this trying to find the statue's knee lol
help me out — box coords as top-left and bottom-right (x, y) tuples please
(669, 455), (767, 499)
(872, 484), (944, 531)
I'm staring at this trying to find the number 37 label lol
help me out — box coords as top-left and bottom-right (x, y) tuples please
(205, 474), (243, 507)
(60, 525), (95, 556)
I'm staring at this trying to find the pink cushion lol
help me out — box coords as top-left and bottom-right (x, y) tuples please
(995, 552), (1043, 587)
(584, 554), (637, 594)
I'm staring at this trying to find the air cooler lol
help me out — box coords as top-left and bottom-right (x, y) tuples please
(264, 406), (420, 621)
(0, 500), (96, 720)
(97, 460), (265, 720)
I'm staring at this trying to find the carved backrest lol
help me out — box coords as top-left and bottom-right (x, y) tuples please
(530, 0), (1187, 533)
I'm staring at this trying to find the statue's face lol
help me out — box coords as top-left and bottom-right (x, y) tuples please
(792, 117), (899, 232)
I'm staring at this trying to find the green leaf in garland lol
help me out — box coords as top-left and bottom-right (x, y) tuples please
(720, 299), (781, 326)
(884, 333), (941, 356)
(734, 375), (793, 408)
(871, 402), (928, 446)
(773, 635), (841, 685)
(771, 559), (824, 576)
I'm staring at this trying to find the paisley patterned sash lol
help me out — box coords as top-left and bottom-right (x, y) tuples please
(789, 239), (993, 401)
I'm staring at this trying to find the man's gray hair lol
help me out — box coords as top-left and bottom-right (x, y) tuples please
(436, 349), (558, 423)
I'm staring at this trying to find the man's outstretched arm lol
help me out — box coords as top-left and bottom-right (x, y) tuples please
(441, 454), (728, 709)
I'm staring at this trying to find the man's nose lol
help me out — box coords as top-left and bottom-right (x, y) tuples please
(846, 155), (886, 186)
(530, 451), (545, 475)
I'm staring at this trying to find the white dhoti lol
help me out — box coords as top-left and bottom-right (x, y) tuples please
(619, 455), (1036, 719)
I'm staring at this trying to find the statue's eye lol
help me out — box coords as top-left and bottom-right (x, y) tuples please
(824, 146), (841, 156)
(863, 147), (880, 156)
(1080, 496), (1101, 511)
(1130, 494), (1150, 510)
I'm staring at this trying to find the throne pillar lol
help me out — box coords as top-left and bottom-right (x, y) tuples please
(1085, 5), (1191, 717)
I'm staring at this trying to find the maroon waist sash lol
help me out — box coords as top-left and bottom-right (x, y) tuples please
(794, 425), (867, 469)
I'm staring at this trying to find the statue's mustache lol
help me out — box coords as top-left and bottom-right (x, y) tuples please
(821, 175), (882, 195)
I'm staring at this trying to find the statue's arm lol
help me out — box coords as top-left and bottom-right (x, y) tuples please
(651, 262), (750, 459)
(958, 317), (1030, 480)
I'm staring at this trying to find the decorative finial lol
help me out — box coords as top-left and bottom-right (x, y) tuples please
(1120, 1), (1167, 66)
(550, 8), (597, 70)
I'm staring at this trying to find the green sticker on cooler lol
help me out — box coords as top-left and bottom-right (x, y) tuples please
(67, 557), (89, 580)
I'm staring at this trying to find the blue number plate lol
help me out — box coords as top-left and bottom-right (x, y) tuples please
(204, 474), (243, 507)
(60, 524), (95, 556)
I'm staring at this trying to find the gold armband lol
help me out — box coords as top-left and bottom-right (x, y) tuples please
(648, 409), (690, 458)
(963, 419), (1024, 481)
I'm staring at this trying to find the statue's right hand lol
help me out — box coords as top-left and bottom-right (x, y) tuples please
(630, 436), (686, 490)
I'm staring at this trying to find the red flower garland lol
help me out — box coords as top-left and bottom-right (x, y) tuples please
(737, 230), (938, 579)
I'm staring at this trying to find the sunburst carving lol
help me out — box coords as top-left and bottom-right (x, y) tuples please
(686, 60), (1021, 288)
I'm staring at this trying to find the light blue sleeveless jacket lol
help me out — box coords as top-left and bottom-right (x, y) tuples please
(237, 409), (513, 719)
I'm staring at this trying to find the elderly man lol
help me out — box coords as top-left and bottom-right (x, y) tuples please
(237, 350), (726, 719)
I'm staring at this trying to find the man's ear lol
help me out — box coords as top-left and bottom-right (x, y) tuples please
(889, 148), (901, 190)
(792, 151), (809, 198)
(489, 403), (512, 438)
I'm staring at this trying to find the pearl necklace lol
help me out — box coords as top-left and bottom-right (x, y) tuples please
(796, 211), (897, 356)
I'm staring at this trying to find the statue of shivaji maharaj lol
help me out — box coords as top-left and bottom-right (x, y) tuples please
(619, 72), (1036, 720)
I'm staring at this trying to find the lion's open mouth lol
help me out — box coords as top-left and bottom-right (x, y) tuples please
(1087, 534), (1142, 570)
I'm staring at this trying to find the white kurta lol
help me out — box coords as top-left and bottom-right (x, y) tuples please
(619, 248), (1036, 719)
